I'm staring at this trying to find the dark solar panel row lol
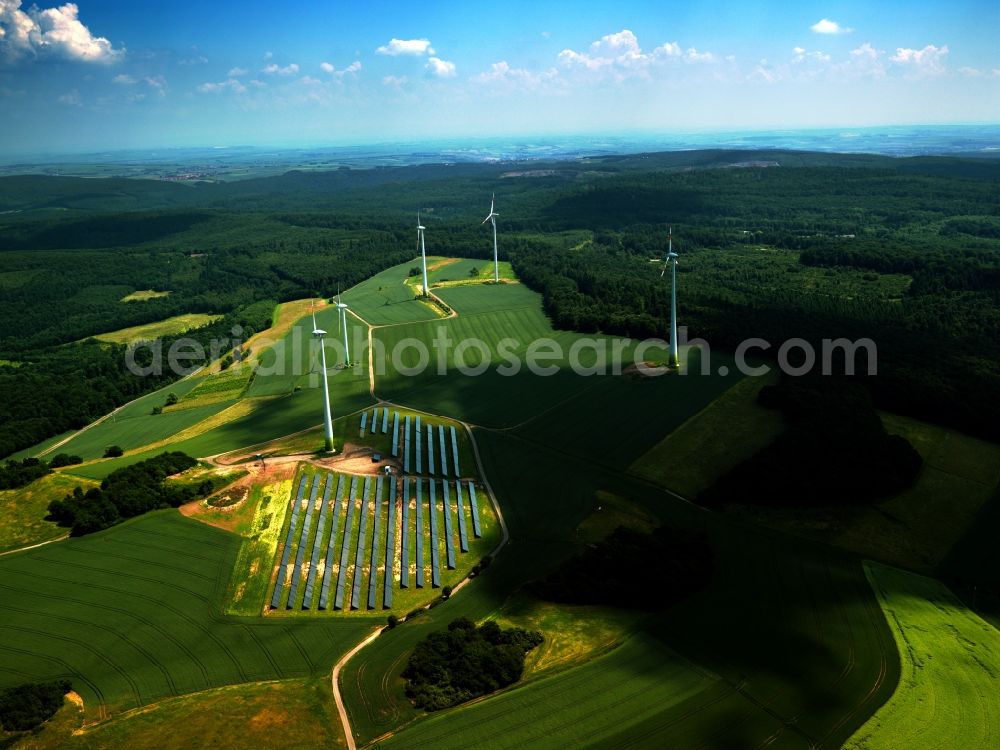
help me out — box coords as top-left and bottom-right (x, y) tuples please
(367, 476), (383, 610)
(369, 407), (378, 435)
(333, 475), (360, 610)
(287, 474), (320, 608)
(319, 474), (346, 609)
(391, 411), (400, 456)
(426, 424), (436, 475)
(455, 480), (469, 553)
(302, 473), (334, 607)
(415, 416), (423, 474)
(450, 426), (461, 477)
(441, 480), (456, 570)
(400, 479), (410, 588)
(403, 415), (411, 473)
(415, 479), (425, 588)
(384, 475), (397, 608)
(467, 481), (482, 538)
(359, 411), (368, 436)
(437, 425), (448, 477)
(270, 475), (308, 608)
(350, 476), (372, 609)
(381, 407), (389, 434)
(428, 479), (441, 587)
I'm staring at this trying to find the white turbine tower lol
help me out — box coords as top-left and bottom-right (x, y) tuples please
(312, 309), (335, 452)
(417, 213), (429, 297)
(482, 193), (500, 282)
(336, 289), (350, 368)
(660, 227), (679, 369)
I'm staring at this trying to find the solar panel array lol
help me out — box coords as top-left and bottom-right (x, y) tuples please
(455, 480), (469, 552)
(359, 411), (368, 436)
(267, 470), (487, 611)
(384, 475), (397, 608)
(428, 480), (441, 587)
(437, 425), (449, 477)
(350, 476), (372, 609)
(400, 479), (411, 588)
(403, 416), (412, 473)
(415, 416), (423, 474)
(426, 424), (436, 475)
(450, 426), (461, 477)
(391, 412), (400, 456)
(367, 476), (383, 609)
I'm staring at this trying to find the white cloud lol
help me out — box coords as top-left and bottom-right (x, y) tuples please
(473, 60), (560, 91)
(426, 56), (456, 77)
(376, 38), (434, 56)
(227, 66), (248, 77)
(382, 74), (407, 86)
(959, 66), (982, 77)
(890, 44), (948, 77)
(811, 18), (852, 35)
(556, 29), (713, 82)
(320, 60), (361, 78)
(178, 54), (207, 66)
(684, 47), (714, 63)
(112, 73), (135, 84)
(0, 0), (124, 63)
(197, 78), (247, 94)
(56, 88), (80, 105)
(262, 62), (299, 75)
(793, 46), (806, 56)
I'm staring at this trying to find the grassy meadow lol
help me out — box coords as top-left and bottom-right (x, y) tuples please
(89, 313), (222, 345)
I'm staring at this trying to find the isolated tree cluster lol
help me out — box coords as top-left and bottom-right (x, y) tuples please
(402, 618), (543, 711)
(47, 451), (210, 535)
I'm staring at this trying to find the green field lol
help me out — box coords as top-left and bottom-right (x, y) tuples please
(425, 258), (516, 285)
(90, 313), (221, 345)
(340, 429), (899, 749)
(0, 473), (96, 553)
(341, 261), (444, 326)
(434, 282), (539, 315)
(630, 373), (784, 498)
(0, 511), (370, 721)
(375, 631), (717, 750)
(172, 363), (255, 408)
(845, 563), (1000, 750)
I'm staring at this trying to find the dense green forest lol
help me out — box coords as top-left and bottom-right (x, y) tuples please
(1, 150), (999, 458)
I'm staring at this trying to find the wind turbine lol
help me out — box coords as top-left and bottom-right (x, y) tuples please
(336, 287), (350, 368)
(660, 227), (679, 369)
(417, 213), (429, 297)
(481, 193), (499, 283)
(312, 308), (335, 452)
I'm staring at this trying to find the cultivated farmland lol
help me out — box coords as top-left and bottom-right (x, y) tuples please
(845, 563), (1000, 750)
(0, 512), (370, 721)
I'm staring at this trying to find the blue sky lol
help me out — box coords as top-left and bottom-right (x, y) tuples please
(0, 0), (998, 154)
